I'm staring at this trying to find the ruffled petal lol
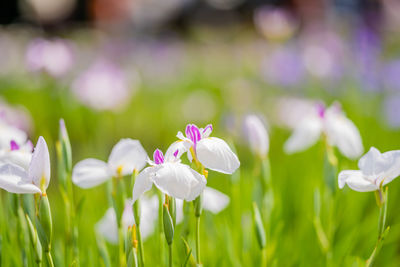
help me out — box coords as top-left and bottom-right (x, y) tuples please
(338, 170), (377, 192)
(0, 164), (41, 194)
(132, 167), (156, 203)
(108, 139), (148, 176)
(152, 162), (206, 201)
(28, 137), (51, 190)
(72, 159), (112, 188)
(358, 147), (400, 186)
(284, 116), (322, 154)
(202, 187), (230, 214)
(165, 140), (191, 161)
(196, 137), (240, 174)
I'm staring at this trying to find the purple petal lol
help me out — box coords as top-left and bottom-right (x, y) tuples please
(153, 149), (165, 165)
(10, 140), (19, 151)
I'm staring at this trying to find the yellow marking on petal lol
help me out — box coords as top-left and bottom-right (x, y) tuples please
(116, 165), (124, 178)
(40, 175), (47, 193)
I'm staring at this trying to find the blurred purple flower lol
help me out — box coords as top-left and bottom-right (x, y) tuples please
(382, 59), (400, 92)
(0, 99), (33, 133)
(299, 30), (346, 81)
(353, 27), (382, 92)
(383, 94), (400, 128)
(261, 46), (305, 87)
(71, 60), (131, 111)
(26, 38), (74, 77)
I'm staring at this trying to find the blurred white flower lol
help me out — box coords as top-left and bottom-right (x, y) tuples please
(339, 147), (400, 192)
(96, 195), (159, 244)
(132, 149), (206, 203)
(284, 102), (363, 159)
(202, 187), (230, 214)
(254, 6), (297, 41)
(243, 115), (269, 158)
(72, 139), (148, 188)
(71, 60), (131, 111)
(0, 99), (33, 134)
(26, 38), (74, 77)
(0, 136), (50, 194)
(167, 124), (240, 174)
(275, 97), (316, 129)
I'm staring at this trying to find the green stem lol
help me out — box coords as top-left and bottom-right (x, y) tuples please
(195, 216), (201, 264)
(46, 252), (54, 267)
(377, 191), (388, 239)
(366, 188), (389, 266)
(118, 226), (126, 267)
(136, 225), (144, 267)
(261, 247), (267, 267)
(168, 244), (172, 267)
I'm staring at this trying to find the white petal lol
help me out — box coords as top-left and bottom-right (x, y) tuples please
(0, 150), (32, 170)
(132, 167), (156, 203)
(358, 147), (400, 185)
(243, 115), (269, 158)
(202, 187), (230, 214)
(176, 199), (184, 224)
(325, 109), (363, 159)
(338, 170), (377, 192)
(28, 137), (51, 190)
(196, 137), (240, 174)
(165, 140), (191, 161)
(284, 116), (322, 154)
(0, 164), (41, 194)
(96, 208), (119, 244)
(72, 159), (112, 188)
(122, 200), (135, 229)
(108, 139), (148, 176)
(152, 162), (206, 201)
(139, 195), (159, 240)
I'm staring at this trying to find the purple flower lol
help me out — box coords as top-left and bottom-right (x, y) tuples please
(383, 94), (400, 128)
(353, 27), (382, 92)
(71, 60), (131, 111)
(260, 46), (305, 87)
(26, 38), (74, 77)
(382, 59), (400, 92)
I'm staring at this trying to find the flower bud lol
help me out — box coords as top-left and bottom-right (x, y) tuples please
(163, 204), (174, 245)
(243, 115), (269, 159)
(252, 202), (266, 249)
(37, 195), (53, 252)
(168, 196), (177, 227)
(194, 194), (203, 218)
(25, 214), (43, 264)
(59, 119), (72, 173)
